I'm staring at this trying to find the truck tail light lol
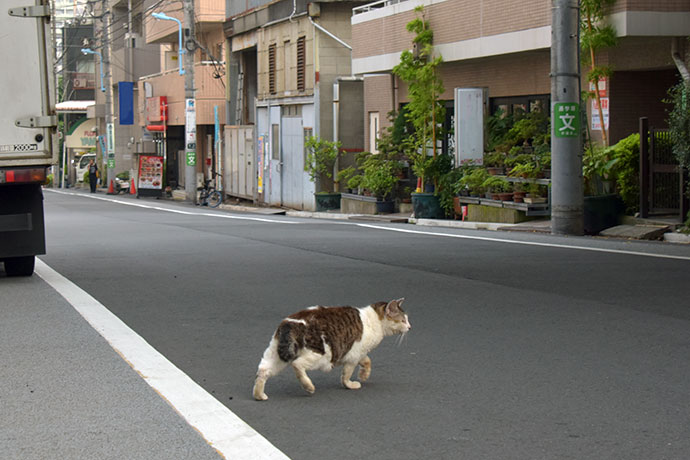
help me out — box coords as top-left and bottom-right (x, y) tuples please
(0, 167), (47, 184)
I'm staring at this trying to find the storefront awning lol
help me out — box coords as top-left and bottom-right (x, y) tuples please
(56, 100), (95, 113)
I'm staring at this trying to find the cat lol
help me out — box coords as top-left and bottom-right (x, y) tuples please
(253, 298), (410, 401)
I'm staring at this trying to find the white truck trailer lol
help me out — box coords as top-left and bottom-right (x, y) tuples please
(0, 1), (57, 276)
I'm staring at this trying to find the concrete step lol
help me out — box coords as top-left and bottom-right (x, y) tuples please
(599, 224), (671, 240)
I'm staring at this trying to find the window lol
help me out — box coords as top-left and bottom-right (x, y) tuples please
(268, 44), (276, 95)
(303, 127), (313, 166)
(297, 36), (306, 92)
(271, 124), (280, 160)
(369, 112), (380, 154)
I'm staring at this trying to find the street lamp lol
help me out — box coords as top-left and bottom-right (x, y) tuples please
(81, 48), (105, 92)
(151, 12), (185, 75)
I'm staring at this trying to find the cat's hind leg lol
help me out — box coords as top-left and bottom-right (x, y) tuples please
(341, 362), (361, 390)
(358, 355), (371, 382)
(291, 350), (328, 394)
(253, 338), (287, 401)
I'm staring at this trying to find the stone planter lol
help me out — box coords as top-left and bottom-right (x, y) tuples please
(411, 192), (444, 219)
(314, 192), (341, 212)
(341, 192), (393, 214)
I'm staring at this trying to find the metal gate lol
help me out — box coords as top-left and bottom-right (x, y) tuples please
(280, 117), (305, 210)
(224, 126), (254, 200)
(640, 118), (688, 218)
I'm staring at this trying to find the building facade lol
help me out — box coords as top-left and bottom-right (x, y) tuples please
(225, 0), (365, 210)
(352, 0), (690, 157)
(138, 0), (226, 191)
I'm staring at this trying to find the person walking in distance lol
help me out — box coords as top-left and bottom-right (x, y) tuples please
(88, 159), (99, 193)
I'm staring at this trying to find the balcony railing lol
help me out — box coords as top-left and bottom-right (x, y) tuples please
(352, 0), (409, 16)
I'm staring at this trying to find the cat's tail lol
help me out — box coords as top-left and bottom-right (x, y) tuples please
(276, 322), (299, 362)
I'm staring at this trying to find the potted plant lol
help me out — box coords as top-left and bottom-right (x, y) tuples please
(482, 176), (511, 201)
(304, 136), (342, 211)
(361, 154), (399, 213)
(512, 183), (527, 203)
(524, 183), (547, 204)
(458, 167), (489, 197)
(484, 151), (505, 175)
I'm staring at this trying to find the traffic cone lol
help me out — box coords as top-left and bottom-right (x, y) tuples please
(107, 179), (115, 194)
(129, 177), (136, 195)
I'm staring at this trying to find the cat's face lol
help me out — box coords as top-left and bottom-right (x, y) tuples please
(383, 298), (411, 335)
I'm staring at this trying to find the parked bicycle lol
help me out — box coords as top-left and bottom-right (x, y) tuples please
(198, 173), (223, 208)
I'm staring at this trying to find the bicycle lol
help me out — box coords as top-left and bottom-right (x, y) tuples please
(198, 174), (223, 208)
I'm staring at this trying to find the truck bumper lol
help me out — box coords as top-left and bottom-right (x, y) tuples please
(0, 184), (46, 258)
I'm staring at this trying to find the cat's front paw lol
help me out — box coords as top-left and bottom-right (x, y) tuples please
(358, 367), (370, 382)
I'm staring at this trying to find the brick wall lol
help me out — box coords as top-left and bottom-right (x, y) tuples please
(352, 0), (551, 60)
(611, 0), (690, 13)
(363, 75), (395, 152)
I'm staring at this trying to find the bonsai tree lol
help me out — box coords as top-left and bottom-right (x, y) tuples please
(392, 5), (446, 191)
(304, 136), (342, 193)
(482, 176), (511, 194)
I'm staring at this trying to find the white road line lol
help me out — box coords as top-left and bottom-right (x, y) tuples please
(46, 189), (297, 224)
(35, 258), (290, 460)
(356, 223), (690, 261)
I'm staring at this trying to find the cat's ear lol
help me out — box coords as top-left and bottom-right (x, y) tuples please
(385, 298), (404, 316)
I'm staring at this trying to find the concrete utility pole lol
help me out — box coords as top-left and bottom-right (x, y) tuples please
(183, 0), (197, 203)
(550, 0), (583, 235)
(102, 0), (115, 192)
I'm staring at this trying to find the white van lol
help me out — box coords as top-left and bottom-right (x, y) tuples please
(75, 153), (96, 182)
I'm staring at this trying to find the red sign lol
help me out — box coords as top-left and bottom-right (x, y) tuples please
(137, 155), (164, 190)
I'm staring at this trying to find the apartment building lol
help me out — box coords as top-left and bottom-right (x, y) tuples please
(139, 0), (226, 190)
(352, 0), (690, 157)
(225, 0), (366, 210)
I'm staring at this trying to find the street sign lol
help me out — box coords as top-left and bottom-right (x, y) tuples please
(553, 102), (580, 138)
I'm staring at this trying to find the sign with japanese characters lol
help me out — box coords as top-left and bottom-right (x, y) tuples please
(553, 102), (580, 138)
(591, 97), (609, 131)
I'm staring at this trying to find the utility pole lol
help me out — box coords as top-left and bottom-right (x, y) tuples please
(102, 0), (115, 192)
(183, 0), (197, 203)
(550, 0), (583, 235)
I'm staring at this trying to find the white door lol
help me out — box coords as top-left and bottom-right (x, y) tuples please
(281, 117), (304, 209)
(268, 106), (282, 205)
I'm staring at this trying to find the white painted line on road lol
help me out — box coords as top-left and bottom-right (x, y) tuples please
(46, 189), (298, 224)
(35, 258), (290, 460)
(356, 223), (690, 261)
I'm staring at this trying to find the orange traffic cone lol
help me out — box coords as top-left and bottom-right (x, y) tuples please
(129, 177), (136, 195)
(107, 179), (115, 194)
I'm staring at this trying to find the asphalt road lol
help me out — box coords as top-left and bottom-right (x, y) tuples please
(29, 190), (690, 459)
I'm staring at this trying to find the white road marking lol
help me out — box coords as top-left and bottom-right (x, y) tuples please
(46, 189), (297, 224)
(356, 223), (690, 261)
(35, 258), (290, 460)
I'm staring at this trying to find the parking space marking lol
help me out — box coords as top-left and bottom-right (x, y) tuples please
(35, 258), (290, 460)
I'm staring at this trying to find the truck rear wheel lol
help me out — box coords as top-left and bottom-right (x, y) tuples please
(4, 256), (35, 277)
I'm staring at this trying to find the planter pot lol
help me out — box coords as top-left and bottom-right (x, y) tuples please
(411, 192), (444, 219)
(314, 192), (341, 212)
(487, 167), (505, 176)
(584, 194), (624, 235)
(513, 191), (526, 203)
(341, 192), (393, 215)
(490, 193), (501, 200)
(498, 192), (513, 202)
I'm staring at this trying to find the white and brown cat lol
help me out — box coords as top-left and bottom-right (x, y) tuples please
(253, 298), (410, 401)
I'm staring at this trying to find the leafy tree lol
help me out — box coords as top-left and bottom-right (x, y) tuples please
(580, 0), (617, 146)
(392, 6), (446, 189)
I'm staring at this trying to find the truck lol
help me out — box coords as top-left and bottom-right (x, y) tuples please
(0, 1), (57, 276)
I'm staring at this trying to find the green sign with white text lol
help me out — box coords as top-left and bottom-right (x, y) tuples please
(186, 151), (196, 166)
(553, 102), (580, 138)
